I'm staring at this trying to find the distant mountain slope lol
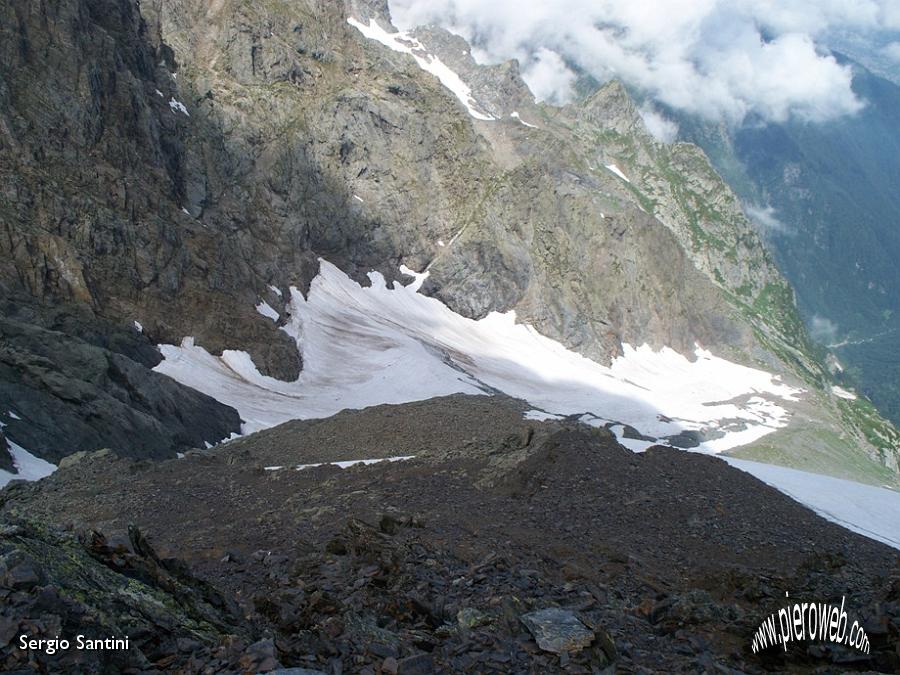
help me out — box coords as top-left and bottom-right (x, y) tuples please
(0, 0), (896, 483)
(676, 58), (900, 426)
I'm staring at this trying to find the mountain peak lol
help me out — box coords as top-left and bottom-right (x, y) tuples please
(578, 79), (645, 136)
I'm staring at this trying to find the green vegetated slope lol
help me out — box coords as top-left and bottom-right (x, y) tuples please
(566, 82), (899, 484)
(677, 58), (900, 431)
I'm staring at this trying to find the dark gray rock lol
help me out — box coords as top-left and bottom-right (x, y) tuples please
(397, 653), (434, 675)
(0, 431), (12, 473)
(0, 616), (18, 648)
(0, 518), (250, 672)
(0, 550), (45, 590)
(0, 310), (241, 463)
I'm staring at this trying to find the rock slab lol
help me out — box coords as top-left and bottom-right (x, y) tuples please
(520, 607), (595, 654)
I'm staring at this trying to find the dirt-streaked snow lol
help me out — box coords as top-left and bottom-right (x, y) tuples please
(168, 97), (189, 116)
(256, 301), (279, 322)
(347, 18), (495, 121)
(524, 410), (564, 422)
(265, 456), (416, 472)
(156, 259), (799, 450)
(511, 111), (538, 128)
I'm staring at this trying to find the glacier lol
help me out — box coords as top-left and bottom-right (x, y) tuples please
(155, 259), (800, 449)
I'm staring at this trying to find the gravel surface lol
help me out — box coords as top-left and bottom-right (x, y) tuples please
(2, 395), (897, 673)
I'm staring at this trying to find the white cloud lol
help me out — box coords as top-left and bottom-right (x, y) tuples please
(744, 204), (793, 235)
(388, 0), (897, 124)
(638, 105), (679, 143)
(809, 315), (839, 343)
(521, 48), (577, 104)
(885, 41), (900, 61)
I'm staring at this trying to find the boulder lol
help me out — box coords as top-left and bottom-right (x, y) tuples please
(521, 607), (596, 654)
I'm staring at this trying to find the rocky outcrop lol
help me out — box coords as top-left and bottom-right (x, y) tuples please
(0, 432), (11, 473)
(0, 298), (240, 464)
(0, 519), (252, 673)
(520, 607), (599, 655)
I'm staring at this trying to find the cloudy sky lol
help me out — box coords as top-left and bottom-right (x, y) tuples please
(389, 0), (900, 126)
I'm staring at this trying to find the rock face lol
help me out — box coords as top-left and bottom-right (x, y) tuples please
(0, 300), (241, 462)
(0, 432), (11, 473)
(0, 0), (305, 377)
(0, 0), (895, 473)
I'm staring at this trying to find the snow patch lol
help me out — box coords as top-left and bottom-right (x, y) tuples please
(155, 89), (164, 98)
(8, 411), (21, 421)
(181, 207), (190, 215)
(510, 111), (538, 128)
(831, 385), (857, 400)
(352, 194), (364, 203)
(0, 439), (57, 489)
(168, 98), (189, 116)
(605, 164), (631, 183)
(347, 18), (495, 121)
(725, 458), (900, 550)
(524, 410), (563, 422)
(256, 301), (280, 322)
(398, 264), (429, 292)
(133, 320), (143, 333)
(269, 285), (283, 297)
(265, 456), (415, 471)
(608, 424), (655, 453)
